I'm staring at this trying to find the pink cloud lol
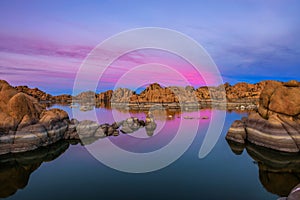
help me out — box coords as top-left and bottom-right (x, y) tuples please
(0, 35), (222, 94)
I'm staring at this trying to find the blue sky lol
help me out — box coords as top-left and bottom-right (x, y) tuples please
(0, 0), (299, 94)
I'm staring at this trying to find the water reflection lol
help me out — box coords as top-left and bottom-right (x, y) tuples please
(0, 141), (71, 198)
(0, 107), (258, 199)
(227, 141), (300, 197)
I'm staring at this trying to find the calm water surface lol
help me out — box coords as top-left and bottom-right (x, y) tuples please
(2, 105), (296, 200)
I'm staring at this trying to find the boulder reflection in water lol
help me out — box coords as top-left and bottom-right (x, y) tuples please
(0, 141), (70, 198)
(227, 141), (300, 197)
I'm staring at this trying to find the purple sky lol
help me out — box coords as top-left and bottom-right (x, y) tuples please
(0, 0), (299, 94)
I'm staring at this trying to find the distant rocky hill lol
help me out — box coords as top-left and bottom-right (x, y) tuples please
(108, 81), (266, 104)
(15, 81), (269, 109)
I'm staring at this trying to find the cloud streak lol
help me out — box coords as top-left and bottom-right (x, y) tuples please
(0, 0), (299, 93)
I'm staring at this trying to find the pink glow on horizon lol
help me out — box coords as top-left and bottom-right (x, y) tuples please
(0, 35), (221, 94)
(98, 49), (220, 90)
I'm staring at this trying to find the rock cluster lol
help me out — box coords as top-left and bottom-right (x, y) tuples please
(0, 111), (156, 198)
(130, 84), (200, 103)
(120, 114), (157, 136)
(17, 82), (267, 107)
(224, 81), (265, 101)
(15, 85), (52, 101)
(226, 80), (300, 152)
(0, 79), (158, 155)
(0, 80), (70, 155)
(97, 90), (113, 103)
(99, 82), (266, 103)
(65, 115), (157, 143)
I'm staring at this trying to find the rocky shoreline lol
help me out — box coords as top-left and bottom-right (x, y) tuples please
(109, 100), (258, 111)
(226, 80), (300, 153)
(2, 79), (300, 155)
(0, 80), (69, 155)
(0, 80), (157, 155)
(65, 115), (157, 144)
(15, 81), (267, 110)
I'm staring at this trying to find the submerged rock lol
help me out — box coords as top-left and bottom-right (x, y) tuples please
(120, 117), (146, 134)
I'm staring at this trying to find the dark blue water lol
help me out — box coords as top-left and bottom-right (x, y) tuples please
(2, 108), (279, 200)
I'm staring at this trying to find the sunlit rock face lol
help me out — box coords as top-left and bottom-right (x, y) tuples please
(16, 81), (268, 111)
(102, 82), (265, 104)
(0, 80), (70, 155)
(226, 80), (300, 153)
(15, 85), (53, 101)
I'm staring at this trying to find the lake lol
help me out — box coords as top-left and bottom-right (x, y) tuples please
(2, 105), (298, 200)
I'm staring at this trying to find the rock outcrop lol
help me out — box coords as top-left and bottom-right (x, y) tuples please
(97, 90), (113, 103)
(224, 81), (266, 101)
(0, 80), (158, 155)
(64, 115), (157, 144)
(100, 82), (265, 104)
(17, 81), (268, 110)
(15, 85), (52, 101)
(99, 82), (267, 110)
(0, 80), (70, 155)
(226, 80), (300, 152)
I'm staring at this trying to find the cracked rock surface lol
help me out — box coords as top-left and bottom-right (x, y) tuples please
(226, 80), (300, 152)
(0, 80), (70, 155)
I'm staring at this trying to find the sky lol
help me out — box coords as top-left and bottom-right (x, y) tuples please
(0, 0), (299, 94)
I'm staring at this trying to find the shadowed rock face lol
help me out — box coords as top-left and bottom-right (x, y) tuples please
(0, 80), (70, 155)
(226, 80), (300, 152)
(0, 140), (70, 198)
(227, 141), (300, 197)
